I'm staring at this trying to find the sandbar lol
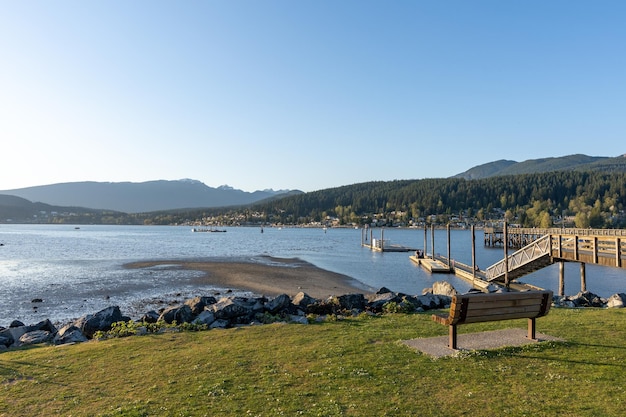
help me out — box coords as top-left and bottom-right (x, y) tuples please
(124, 257), (373, 299)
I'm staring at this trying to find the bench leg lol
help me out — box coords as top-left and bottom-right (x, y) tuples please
(527, 318), (536, 340)
(449, 324), (457, 349)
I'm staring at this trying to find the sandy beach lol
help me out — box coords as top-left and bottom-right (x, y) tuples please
(124, 256), (374, 299)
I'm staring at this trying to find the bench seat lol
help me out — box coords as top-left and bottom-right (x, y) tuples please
(432, 290), (553, 350)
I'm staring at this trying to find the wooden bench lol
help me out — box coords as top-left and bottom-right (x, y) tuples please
(431, 290), (553, 350)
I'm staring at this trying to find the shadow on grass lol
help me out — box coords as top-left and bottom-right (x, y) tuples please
(460, 340), (626, 367)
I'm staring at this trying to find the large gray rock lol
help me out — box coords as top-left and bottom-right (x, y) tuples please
(304, 298), (339, 315)
(0, 334), (12, 348)
(607, 293), (626, 308)
(553, 295), (576, 308)
(18, 330), (53, 347)
(0, 327), (24, 346)
(291, 292), (318, 310)
(140, 310), (161, 323)
(0, 319), (58, 347)
(432, 281), (458, 297)
(245, 297), (267, 314)
(569, 291), (605, 307)
(415, 294), (449, 310)
(210, 298), (254, 320)
(75, 306), (125, 338)
(367, 292), (402, 311)
(337, 294), (366, 311)
(185, 296), (217, 315)
(54, 324), (88, 345)
(159, 305), (194, 324)
(32, 319), (57, 334)
(193, 310), (216, 326)
(266, 294), (292, 314)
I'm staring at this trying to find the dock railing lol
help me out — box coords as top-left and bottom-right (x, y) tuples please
(486, 235), (552, 282)
(493, 227), (626, 238)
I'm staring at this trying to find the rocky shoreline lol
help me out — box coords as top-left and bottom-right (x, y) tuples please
(1, 283), (625, 351)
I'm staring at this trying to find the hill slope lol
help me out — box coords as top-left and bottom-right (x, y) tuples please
(0, 194), (110, 223)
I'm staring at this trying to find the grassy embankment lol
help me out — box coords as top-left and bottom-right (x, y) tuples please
(1, 308), (625, 416)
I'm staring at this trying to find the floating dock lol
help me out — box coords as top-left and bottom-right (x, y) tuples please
(362, 240), (417, 252)
(361, 229), (417, 252)
(409, 255), (451, 273)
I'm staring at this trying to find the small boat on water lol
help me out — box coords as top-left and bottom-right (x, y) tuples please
(191, 227), (227, 233)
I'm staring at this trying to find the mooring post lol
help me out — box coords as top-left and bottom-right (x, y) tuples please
(580, 262), (587, 292)
(431, 223), (435, 260)
(504, 221), (509, 288)
(559, 261), (565, 296)
(471, 224), (476, 281)
(447, 223), (451, 268)
(423, 225), (427, 257)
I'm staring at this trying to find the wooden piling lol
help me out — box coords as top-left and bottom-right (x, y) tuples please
(431, 224), (435, 260)
(580, 262), (587, 292)
(471, 225), (476, 281)
(447, 223), (451, 269)
(504, 221), (509, 288)
(559, 261), (565, 296)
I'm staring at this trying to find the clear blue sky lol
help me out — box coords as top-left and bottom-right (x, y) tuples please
(1, 1), (624, 192)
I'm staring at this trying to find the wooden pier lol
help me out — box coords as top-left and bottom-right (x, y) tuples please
(484, 226), (626, 250)
(484, 225), (626, 295)
(364, 224), (625, 295)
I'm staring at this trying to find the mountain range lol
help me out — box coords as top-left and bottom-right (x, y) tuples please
(0, 179), (300, 213)
(1, 153), (625, 217)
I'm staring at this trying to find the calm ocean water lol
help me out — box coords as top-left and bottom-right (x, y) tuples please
(1, 224), (626, 326)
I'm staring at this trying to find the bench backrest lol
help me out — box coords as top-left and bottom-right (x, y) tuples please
(447, 290), (553, 325)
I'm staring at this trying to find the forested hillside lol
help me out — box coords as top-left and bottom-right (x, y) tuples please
(248, 171), (626, 228)
(0, 194), (135, 224)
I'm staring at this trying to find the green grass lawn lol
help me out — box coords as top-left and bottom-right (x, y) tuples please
(1, 308), (625, 416)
